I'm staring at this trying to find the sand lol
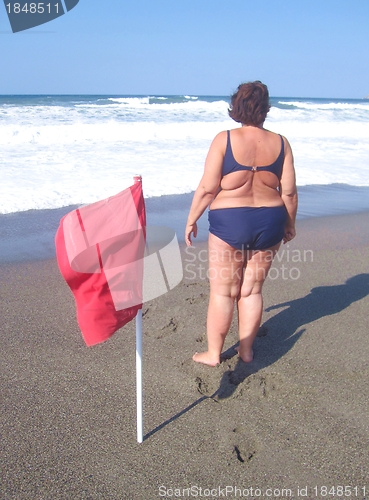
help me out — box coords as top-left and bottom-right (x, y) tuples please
(1, 212), (369, 499)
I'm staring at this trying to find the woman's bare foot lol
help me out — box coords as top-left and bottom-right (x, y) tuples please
(235, 346), (254, 363)
(192, 351), (220, 367)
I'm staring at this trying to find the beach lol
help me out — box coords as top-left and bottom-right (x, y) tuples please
(1, 211), (369, 499)
(1, 93), (369, 498)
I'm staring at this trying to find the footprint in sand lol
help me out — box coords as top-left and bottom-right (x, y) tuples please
(231, 427), (258, 464)
(185, 293), (207, 305)
(152, 317), (180, 339)
(247, 372), (284, 398)
(195, 334), (206, 343)
(196, 425), (259, 462)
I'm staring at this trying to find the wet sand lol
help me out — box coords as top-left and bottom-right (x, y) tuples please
(1, 212), (369, 499)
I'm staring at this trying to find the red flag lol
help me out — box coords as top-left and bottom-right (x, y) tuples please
(55, 180), (146, 346)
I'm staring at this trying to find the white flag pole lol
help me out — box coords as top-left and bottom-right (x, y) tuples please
(136, 308), (143, 443)
(133, 175), (144, 443)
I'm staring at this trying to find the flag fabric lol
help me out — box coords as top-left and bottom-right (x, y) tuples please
(55, 180), (146, 346)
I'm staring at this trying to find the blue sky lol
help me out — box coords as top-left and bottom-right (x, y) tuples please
(1, 0), (368, 97)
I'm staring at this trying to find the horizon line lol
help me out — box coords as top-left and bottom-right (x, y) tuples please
(0, 93), (367, 100)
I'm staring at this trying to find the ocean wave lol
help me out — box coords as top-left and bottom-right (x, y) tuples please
(105, 97), (228, 111)
(1, 94), (369, 214)
(2, 119), (368, 147)
(0, 121), (232, 146)
(0, 100), (231, 128)
(107, 97), (150, 105)
(277, 100), (369, 111)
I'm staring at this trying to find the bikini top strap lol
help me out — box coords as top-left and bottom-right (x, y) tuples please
(225, 130), (232, 156)
(279, 134), (284, 155)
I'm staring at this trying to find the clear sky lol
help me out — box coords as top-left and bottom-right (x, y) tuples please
(1, 0), (368, 98)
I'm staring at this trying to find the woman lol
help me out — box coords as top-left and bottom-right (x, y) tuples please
(185, 81), (297, 366)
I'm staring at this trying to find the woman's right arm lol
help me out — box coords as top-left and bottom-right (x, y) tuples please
(279, 137), (298, 243)
(185, 132), (226, 246)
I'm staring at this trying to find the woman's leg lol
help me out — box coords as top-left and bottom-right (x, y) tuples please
(236, 243), (281, 362)
(193, 233), (244, 366)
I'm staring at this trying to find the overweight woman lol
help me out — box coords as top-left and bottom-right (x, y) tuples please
(185, 81), (298, 366)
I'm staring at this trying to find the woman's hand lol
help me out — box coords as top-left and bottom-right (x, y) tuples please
(283, 224), (296, 244)
(185, 222), (198, 246)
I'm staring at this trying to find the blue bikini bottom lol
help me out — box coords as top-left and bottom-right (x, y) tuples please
(208, 205), (287, 250)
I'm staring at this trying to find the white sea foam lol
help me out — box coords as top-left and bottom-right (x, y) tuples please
(279, 100), (369, 111)
(107, 97), (150, 105)
(0, 95), (368, 214)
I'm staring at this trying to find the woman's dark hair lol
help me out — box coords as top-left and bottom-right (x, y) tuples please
(228, 81), (270, 126)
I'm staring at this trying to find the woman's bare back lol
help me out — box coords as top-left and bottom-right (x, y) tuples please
(211, 127), (285, 209)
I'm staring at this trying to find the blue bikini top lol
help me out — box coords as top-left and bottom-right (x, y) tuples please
(222, 130), (284, 179)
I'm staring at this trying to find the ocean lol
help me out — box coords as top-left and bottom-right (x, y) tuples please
(1, 94), (369, 262)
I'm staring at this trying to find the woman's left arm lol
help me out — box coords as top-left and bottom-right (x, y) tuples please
(185, 131), (226, 246)
(279, 137), (298, 243)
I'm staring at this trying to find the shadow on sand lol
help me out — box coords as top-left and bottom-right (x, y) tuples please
(144, 273), (369, 440)
(216, 272), (369, 399)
